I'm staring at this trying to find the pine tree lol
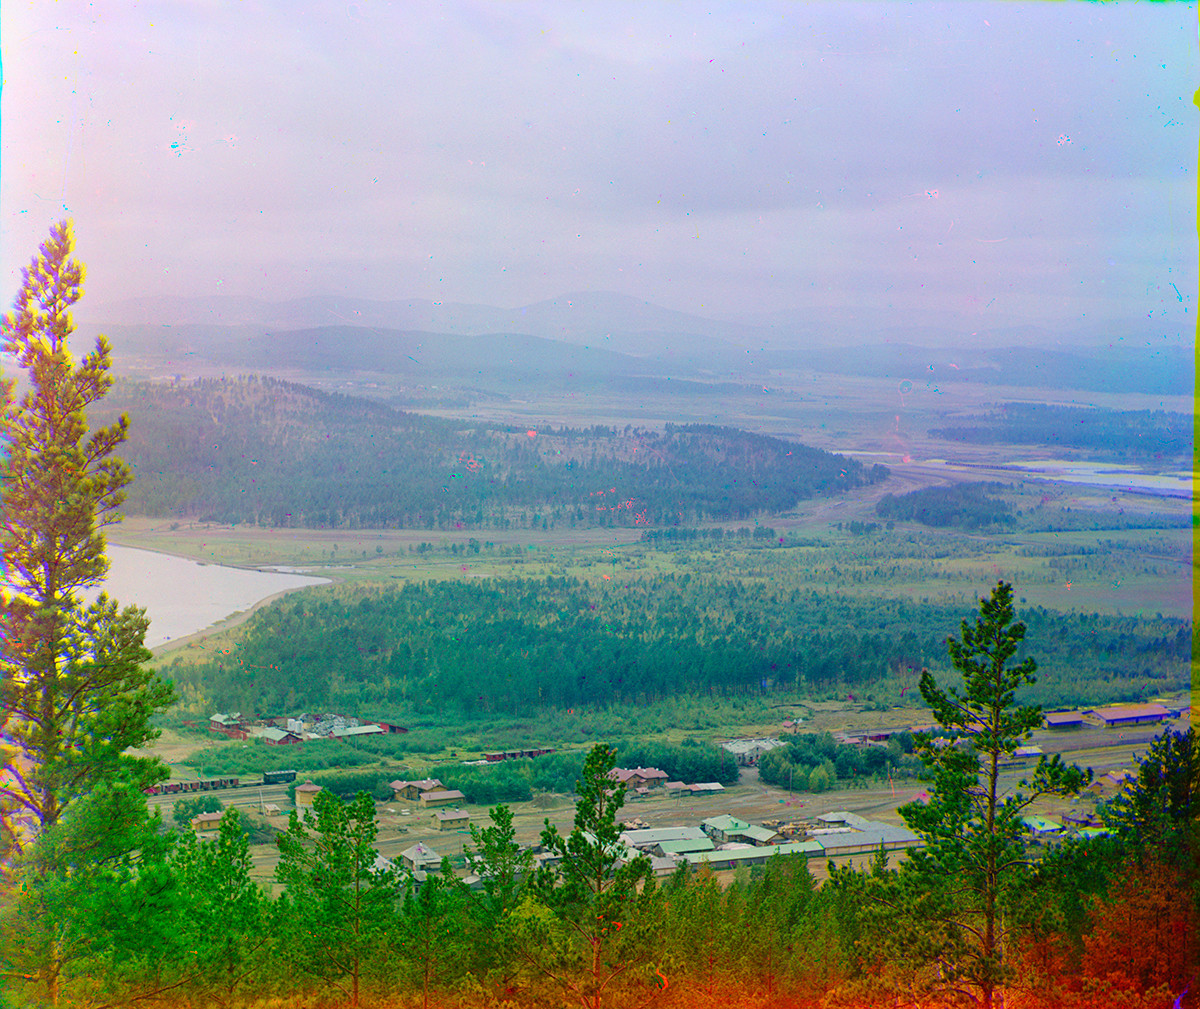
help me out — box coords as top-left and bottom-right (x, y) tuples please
(398, 865), (472, 1009)
(523, 743), (656, 1009)
(1, 220), (171, 855)
(461, 803), (534, 992)
(891, 582), (1089, 1009)
(273, 789), (398, 1007)
(0, 221), (173, 1005)
(170, 808), (269, 1005)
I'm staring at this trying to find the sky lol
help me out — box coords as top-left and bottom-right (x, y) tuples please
(1, 1), (1196, 342)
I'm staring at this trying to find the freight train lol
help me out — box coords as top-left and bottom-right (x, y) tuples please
(143, 768), (298, 795)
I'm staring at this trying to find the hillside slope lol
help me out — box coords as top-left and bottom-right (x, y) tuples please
(96, 376), (884, 528)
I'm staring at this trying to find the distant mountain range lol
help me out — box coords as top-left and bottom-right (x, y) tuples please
(76, 291), (1193, 396)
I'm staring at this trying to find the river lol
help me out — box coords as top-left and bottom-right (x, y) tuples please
(94, 545), (328, 648)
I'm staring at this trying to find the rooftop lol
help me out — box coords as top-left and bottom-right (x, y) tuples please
(686, 840), (822, 865)
(621, 826), (708, 847)
(1087, 703), (1171, 721)
(703, 814), (750, 832)
(390, 778), (443, 792)
(656, 838), (716, 855)
(719, 737), (784, 755)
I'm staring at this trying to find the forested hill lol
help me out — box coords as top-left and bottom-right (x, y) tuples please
(95, 376), (884, 528)
(162, 576), (1190, 717)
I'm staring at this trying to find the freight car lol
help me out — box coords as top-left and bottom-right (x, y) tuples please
(143, 769), (297, 796)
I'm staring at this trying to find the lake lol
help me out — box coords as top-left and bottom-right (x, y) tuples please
(94, 545), (328, 648)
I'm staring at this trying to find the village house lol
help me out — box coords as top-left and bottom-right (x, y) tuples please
(702, 814), (751, 844)
(609, 767), (668, 789)
(432, 808), (470, 831)
(190, 811), (224, 838)
(719, 737), (785, 766)
(390, 778), (443, 802)
(400, 842), (443, 874)
(419, 789), (467, 808)
(208, 713), (247, 740)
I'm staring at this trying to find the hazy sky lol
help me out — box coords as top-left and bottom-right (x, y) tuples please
(2, 2), (1195, 338)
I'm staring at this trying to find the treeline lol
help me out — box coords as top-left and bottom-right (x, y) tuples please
(93, 376), (881, 528)
(875, 481), (1016, 531)
(929, 402), (1192, 458)
(161, 576), (1191, 717)
(640, 525), (781, 544)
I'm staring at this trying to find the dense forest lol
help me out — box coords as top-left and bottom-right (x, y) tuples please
(92, 376), (884, 528)
(161, 576), (1190, 718)
(875, 482), (1016, 531)
(929, 402), (1192, 459)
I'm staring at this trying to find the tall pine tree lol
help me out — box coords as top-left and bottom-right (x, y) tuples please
(0, 221), (172, 1005)
(888, 583), (1088, 1008)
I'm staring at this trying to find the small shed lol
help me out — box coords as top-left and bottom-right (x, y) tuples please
(687, 782), (724, 795)
(191, 811), (224, 835)
(294, 781), (324, 809)
(331, 723), (385, 739)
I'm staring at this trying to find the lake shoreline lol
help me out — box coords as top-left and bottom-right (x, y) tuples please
(148, 581), (329, 658)
(98, 542), (330, 650)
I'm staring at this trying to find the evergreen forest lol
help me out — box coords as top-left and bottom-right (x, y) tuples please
(93, 376), (885, 528)
(161, 575), (1190, 719)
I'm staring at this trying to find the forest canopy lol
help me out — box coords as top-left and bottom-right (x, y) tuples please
(160, 576), (1190, 718)
(875, 482), (1016, 531)
(92, 376), (883, 529)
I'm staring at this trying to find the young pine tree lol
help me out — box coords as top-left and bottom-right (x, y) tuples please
(273, 789), (399, 1008)
(891, 582), (1088, 1009)
(524, 743), (657, 1009)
